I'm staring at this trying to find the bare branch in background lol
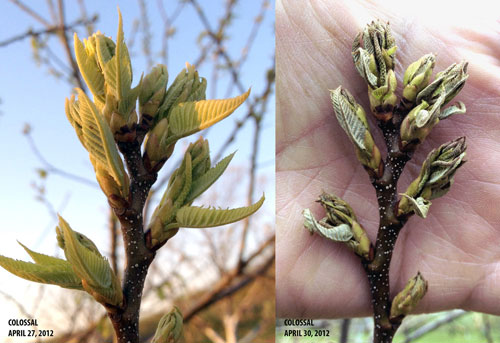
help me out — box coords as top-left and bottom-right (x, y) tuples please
(402, 311), (467, 343)
(0, 16), (97, 47)
(340, 319), (351, 343)
(23, 125), (97, 187)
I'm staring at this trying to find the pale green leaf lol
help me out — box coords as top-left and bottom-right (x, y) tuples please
(157, 69), (190, 120)
(100, 10), (132, 105)
(186, 77), (207, 102)
(173, 194), (264, 229)
(371, 85), (389, 100)
(74, 33), (105, 105)
(58, 215), (122, 305)
(173, 152), (192, 209)
(0, 255), (83, 290)
(17, 241), (69, 267)
(166, 89), (250, 144)
(65, 95), (86, 147)
(76, 89), (127, 193)
(115, 10), (132, 101)
(185, 152), (235, 204)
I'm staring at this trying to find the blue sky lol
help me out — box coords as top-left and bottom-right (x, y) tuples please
(0, 0), (274, 336)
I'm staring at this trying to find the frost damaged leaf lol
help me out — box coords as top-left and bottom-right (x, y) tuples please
(400, 195), (431, 218)
(330, 87), (382, 176)
(330, 87), (367, 150)
(302, 209), (353, 242)
(172, 195), (265, 229)
(439, 101), (466, 120)
(166, 89), (250, 143)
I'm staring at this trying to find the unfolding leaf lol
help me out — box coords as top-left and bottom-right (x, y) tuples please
(100, 11), (132, 102)
(74, 33), (105, 105)
(173, 194), (264, 229)
(76, 89), (127, 196)
(65, 95), (85, 147)
(58, 216), (122, 305)
(172, 152), (192, 210)
(166, 89), (250, 144)
(185, 152), (235, 204)
(0, 248), (83, 290)
(17, 241), (69, 267)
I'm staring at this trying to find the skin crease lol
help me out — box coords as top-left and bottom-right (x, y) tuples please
(276, 0), (500, 318)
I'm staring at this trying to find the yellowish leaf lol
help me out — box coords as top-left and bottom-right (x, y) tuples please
(167, 89), (250, 144)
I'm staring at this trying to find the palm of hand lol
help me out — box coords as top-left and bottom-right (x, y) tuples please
(276, 0), (500, 318)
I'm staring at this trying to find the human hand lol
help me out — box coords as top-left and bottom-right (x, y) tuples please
(276, 0), (500, 318)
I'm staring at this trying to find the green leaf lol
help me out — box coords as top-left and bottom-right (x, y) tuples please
(17, 241), (69, 267)
(0, 247), (83, 290)
(166, 89), (250, 144)
(185, 152), (235, 204)
(115, 10), (132, 101)
(76, 89), (127, 196)
(73, 33), (105, 106)
(65, 95), (86, 147)
(58, 215), (122, 305)
(172, 152), (192, 210)
(173, 194), (265, 229)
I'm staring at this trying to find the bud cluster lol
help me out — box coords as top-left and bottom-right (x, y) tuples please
(398, 137), (467, 218)
(352, 20), (398, 120)
(149, 138), (211, 247)
(303, 192), (372, 260)
(401, 62), (468, 148)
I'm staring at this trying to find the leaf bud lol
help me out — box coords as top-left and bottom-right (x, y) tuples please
(402, 54), (435, 107)
(398, 137), (466, 217)
(144, 118), (173, 172)
(390, 272), (428, 319)
(416, 61), (468, 107)
(152, 306), (183, 343)
(157, 63), (207, 122)
(352, 20), (397, 120)
(95, 163), (129, 211)
(303, 192), (372, 259)
(367, 69), (398, 120)
(400, 100), (439, 146)
(187, 137), (211, 181)
(139, 65), (168, 127)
